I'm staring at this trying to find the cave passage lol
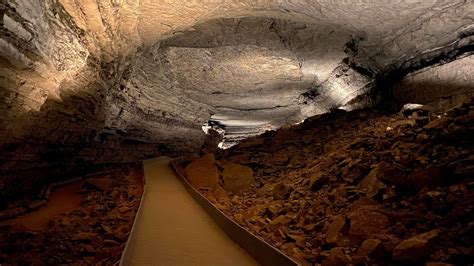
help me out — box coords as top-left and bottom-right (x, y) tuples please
(0, 0), (473, 265)
(123, 157), (256, 265)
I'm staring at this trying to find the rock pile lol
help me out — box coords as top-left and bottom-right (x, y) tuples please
(188, 98), (474, 265)
(184, 155), (255, 209)
(0, 165), (144, 265)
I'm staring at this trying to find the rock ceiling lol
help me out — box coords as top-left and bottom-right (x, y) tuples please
(0, 0), (473, 173)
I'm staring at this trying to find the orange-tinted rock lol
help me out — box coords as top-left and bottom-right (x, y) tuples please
(185, 154), (220, 189)
(222, 163), (254, 193)
(407, 166), (445, 190)
(71, 232), (95, 241)
(272, 183), (291, 200)
(326, 216), (347, 245)
(358, 167), (385, 198)
(376, 161), (407, 186)
(309, 170), (329, 191)
(349, 206), (389, 242)
(269, 215), (291, 226)
(377, 161), (445, 191)
(358, 238), (384, 258)
(322, 247), (351, 266)
(393, 229), (440, 262)
(212, 185), (231, 208)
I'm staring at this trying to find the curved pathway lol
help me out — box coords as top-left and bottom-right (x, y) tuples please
(121, 157), (256, 266)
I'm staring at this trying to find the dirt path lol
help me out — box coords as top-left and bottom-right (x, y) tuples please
(0, 180), (85, 230)
(122, 157), (256, 266)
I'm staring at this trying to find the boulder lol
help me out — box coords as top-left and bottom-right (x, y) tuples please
(358, 167), (385, 198)
(272, 183), (291, 200)
(326, 216), (348, 245)
(407, 166), (445, 190)
(376, 161), (445, 191)
(358, 238), (384, 258)
(309, 170), (329, 191)
(376, 161), (407, 186)
(322, 247), (351, 266)
(185, 154), (220, 189)
(393, 229), (440, 262)
(222, 163), (255, 193)
(349, 206), (390, 242)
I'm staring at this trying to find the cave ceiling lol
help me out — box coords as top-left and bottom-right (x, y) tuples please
(0, 0), (473, 162)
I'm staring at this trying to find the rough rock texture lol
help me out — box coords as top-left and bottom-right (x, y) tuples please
(0, 0), (473, 198)
(222, 163), (255, 193)
(393, 229), (440, 262)
(185, 154), (220, 189)
(0, 164), (144, 265)
(190, 98), (474, 264)
(393, 55), (474, 112)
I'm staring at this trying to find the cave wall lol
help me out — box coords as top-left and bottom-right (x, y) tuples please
(392, 55), (474, 112)
(0, 0), (204, 199)
(0, 0), (473, 199)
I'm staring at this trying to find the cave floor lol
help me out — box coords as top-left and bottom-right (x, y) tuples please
(123, 157), (256, 266)
(0, 165), (144, 265)
(0, 180), (85, 230)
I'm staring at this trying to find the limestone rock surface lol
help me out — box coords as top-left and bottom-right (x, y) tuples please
(1, 0), (473, 198)
(222, 163), (255, 193)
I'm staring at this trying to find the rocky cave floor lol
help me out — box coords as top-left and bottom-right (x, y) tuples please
(0, 165), (143, 265)
(184, 98), (474, 265)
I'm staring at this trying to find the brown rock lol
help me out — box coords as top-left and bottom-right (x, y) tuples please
(222, 163), (255, 193)
(349, 206), (390, 242)
(269, 215), (291, 226)
(288, 154), (306, 168)
(392, 229), (440, 262)
(81, 244), (96, 255)
(358, 238), (384, 258)
(287, 233), (306, 247)
(322, 247), (351, 266)
(212, 185), (229, 201)
(377, 161), (445, 191)
(407, 166), (445, 190)
(358, 167), (385, 198)
(424, 117), (450, 129)
(326, 216), (348, 245)
(71, 232), (95, 241)
(103, 239), (120, 247)
(309, 170), (329, 191)
(376, 161), (407, 186)
(212, 185), (231, 208)
(184, 154), (220, 189)
(272, 183), (291, 200)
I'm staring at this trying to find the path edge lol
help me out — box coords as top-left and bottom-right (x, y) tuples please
(119, 162), (147, 266)
(170, 157), (300, 266)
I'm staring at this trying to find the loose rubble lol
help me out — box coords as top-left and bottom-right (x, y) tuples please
(0, 164), (144, 265)
(184, 98), (474, 265)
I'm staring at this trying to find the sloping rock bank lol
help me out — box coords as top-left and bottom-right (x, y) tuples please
(184, 98), (473, 265)
(0, 164), (143, 265)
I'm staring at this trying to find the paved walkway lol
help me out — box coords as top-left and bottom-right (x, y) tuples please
(122, 157), (256, 266)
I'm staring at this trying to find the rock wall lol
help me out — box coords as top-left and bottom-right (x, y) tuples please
(0, 0), (204, 200)
(392, 55), (474, 112)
